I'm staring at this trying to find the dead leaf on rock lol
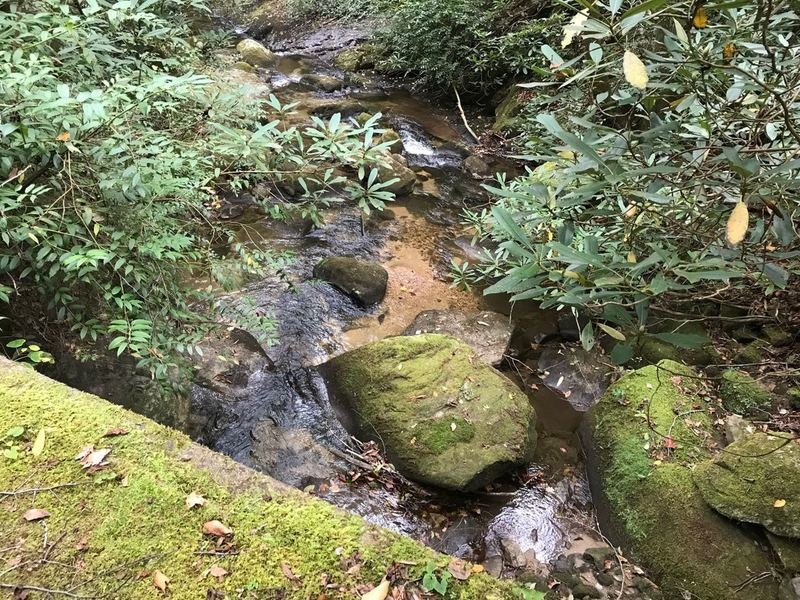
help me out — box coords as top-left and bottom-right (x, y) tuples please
(202, 520), (232, 537)
(447, 558), (471, 580)
(22, 508), (50, 522)
(207, 566), (228, 582)
(186, 492), (206, 509)
(774, 499), (787, 508)
(75, 536), (89, 551)
(281, 562), (301, 583)
(79, 447), (111, 469)
(361, 579), (390, 600)
(152, 570), (169, 594)
(75, 445), (94, 461)
(102, 428), (129, 437)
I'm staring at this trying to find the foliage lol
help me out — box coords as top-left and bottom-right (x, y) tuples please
(287, 0), (393, 20)
(421, 560), (451, 595)
(0, 0), (395, 377)
(456, 0), (800, 360)
(376, 0), (564, 95)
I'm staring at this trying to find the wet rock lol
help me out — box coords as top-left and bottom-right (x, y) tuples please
(719, 369), (772, 415)
(333, 44), (379, 72)
(581, 360), (777, 600)
(236, 38), (278, 68)
(722, 414), (754, 444)
(694, 431), (800, 538)
(301, 73), (344, 92)
(464, 155), (492, 178)
(192, 328), (271, 397)
(249, 419), (341, 488)
(378, 153), (417, 195)
(403, 309), (513, 366)
(313, 256), (388, 306)
(325, 334), (537, 491)
(538, 344), (612, 412)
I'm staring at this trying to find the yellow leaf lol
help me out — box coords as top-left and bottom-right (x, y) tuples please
(31, 429), (46, 457)
(471, 564), (485, 574)
(623, 50), (648, 90)
(774, 499), (787, 508)
(725, 201), (749, 246)
(563, 270), (581, 280)
(598, 323), (626, 341)
(623, 204), (639, 219)
(185, 492), (206, 509)
(627, 251), (637, 263)
(561, 10), (589, 48)
(361, 579), (390, 600)
(723, 42), (736, 60)
(693, 6), (708, 29)
(56, 132), (71, 142)
(152, 570), (169, 593)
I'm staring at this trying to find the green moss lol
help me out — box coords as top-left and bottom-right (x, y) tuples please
(333, 44), (380, 72)
(326, 334), (537, 491)
(733, 340), (768, 364)
(416, 417), (475, 454)
(719, 369), (772, 415)
(585, 360), (777, 600)
(762, 324), (793, 347)
(637, 321), (720, 366)
(492, 86), (524, 132)
(0, 359), (514, 599)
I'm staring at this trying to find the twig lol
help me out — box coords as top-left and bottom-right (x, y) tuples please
(453, 85), (479, 142)
(0, 482), (83, 497)
(193, 550), (241, 557)
(0, 583), (94, 598)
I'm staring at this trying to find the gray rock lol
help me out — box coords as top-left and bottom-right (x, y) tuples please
(313, 256), (388, 306)
(464, 155), (492, 177)
(403, 310), (513, 366)
(538, 344), (612, 412)
(192, 328), (271, 397)
(722, 414), (754, 444)
(583, 546), (615, 567)
(377, 153), (416, 195)
(236, 38), (278, 68)
(301, 73), (344, 92)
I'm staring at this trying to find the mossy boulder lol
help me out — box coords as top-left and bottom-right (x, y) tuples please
(324, 334), (537, 491)
(637, 321), (719, 366)
(763, 324), (794, 347)
(233, 60), (255, 72)
(582, 360), (777, 600)
(492, 86), (525, 132)
(733, 340), (769, 364)
(719, 369), (772, 415)
(0, 358), (516, 599)
(313, 256), (388, 306)
(333, 45), (380, 72)
(694, 432), (800, 538)
(236, 38), (278, 68)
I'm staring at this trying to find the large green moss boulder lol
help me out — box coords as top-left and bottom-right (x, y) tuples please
(719, 369), (772, 415)
(236, 38), (278, 68)
(582, 360), (777, 600)
(313, 256), (388, 306)
(325, 334), (537, 491)
(694, 432), (800, 538)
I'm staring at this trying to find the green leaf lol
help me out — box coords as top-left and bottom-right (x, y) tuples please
(652, 332), (709, 348)
(6, 339), (26, 349)
(610, 343), (635, 365)
(5, 426), (24, 438)
(598, 322), (626, 341)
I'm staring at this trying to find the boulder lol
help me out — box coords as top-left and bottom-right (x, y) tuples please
(581, 360), (777, 600)
(313, 256), (388, 306)
(637, 321), (720, 366)
(333, 44), (379, 72)
(236, 38), (278, 68)
(694, 432), (800, 538)
(719, 369), (772, 415)
(538, 344), (612, 412)
(233, 61), (255, 73)
(324, 334), (537, 491)
(464, 155), (493, 178)
(403, 309), (513, 366)
(301, 73), (344, 92)
(377, 153), (416, 195)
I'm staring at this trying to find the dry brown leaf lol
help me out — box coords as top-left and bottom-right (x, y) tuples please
(281, 562), (301, 583)
(22, 508), (50, 522)
(726, 201), (749, 246)
(693, 6), (708, 28)
(202, 520), (232, 537)
(207, 566), (228, 581)
(152, 570), (169, 593)
(361, 579), (390, 600)
(75, 445), (94, 461)
(102, 428), (129, 437)
(56, 132), (71, 142)
(447, 557), (471, 580)
(774, 499), (787, 508)
(80, 447), (111, 468)
(185, 492), (206, 509)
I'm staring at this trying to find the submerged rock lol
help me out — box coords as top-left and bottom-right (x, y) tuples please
(694, 432), (800, 538)
(325, 334), (537, 491)
(581, 360), (777, 600)
(193, 328), (271, 397)
(403, 309), (513, 366)
(313, 256), (388, 306)
(719, 369), (772, 415)
(236, 38), (278, 68)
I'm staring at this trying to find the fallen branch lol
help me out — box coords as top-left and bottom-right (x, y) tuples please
(0, 583), (94, 598)
(453, 85), (479, 142)
(0, 482), (83, 497)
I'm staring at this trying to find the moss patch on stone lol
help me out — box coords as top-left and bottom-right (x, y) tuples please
(719, 369), (772, 415)
(694, 432), (800, 538)
(325, 334), (537, 491)
(0, 359), (515, 599)
(584, 360), (777, 600)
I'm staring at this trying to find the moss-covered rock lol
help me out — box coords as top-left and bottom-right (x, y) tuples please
(313, 256), (388, 306)
(733, 340), (769, 365)
(694, 432), (800, 538)
(637, 321), (720, 366)
(719, 369), (772, 415)
(0, 358), (515, 599)
(333, 44), (380, 72)
(233, 60), (255, 72)
(236, 38), (278, 68)
(582, 360), (777, 600)
(768, 532), (800, 573)
(492, 85), (525, 132)
(325, 334), (537, 491)
(763, 324), (795, 347)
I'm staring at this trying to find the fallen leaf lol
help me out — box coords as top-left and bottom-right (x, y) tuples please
(447, 557), (471, 580)
(561, 10), (589, 48)
(774, 499), (787, 508)
(152, 570), (169, 593)
(202, 520), (232, 537)
(623, 50), (648, 90)
(22, 508), (50, 522)
(75, 445), (94, 461)
(471, 564), (485, 574)
(693, 6), (708, 28)
(207, 566), (228, 582)
(281, 562), (301, 583)
(723, 42), (736, 60)
(56, 132), (71, 142)
(726, 201), (749, 246)
(31, 429), (46, 457)
(102, 428), (129, 437)
(186, 492), (206, 509)
(663, 436), (677, 450)
(361, 579), (390, 600)
(80, 448), (111, 469)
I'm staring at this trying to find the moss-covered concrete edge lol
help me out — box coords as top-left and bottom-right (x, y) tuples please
(0, 358), (516, 599)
